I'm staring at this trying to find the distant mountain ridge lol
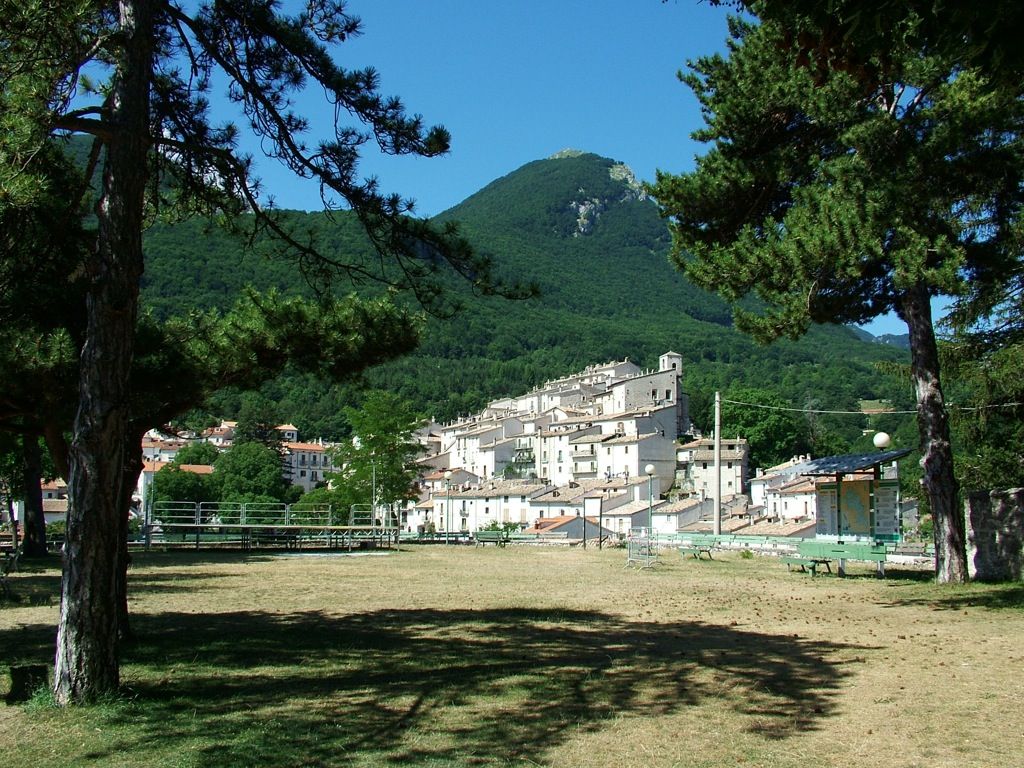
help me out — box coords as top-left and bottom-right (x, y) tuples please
(137, 150), (909, 436)
(849, 326), (912, 349)
(874, 333), (911, 349)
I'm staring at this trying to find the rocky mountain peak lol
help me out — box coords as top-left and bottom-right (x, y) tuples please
(547, 151), (648, 237)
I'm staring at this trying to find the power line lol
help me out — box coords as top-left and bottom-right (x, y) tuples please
(720, 398), (914, 415)
(720, 397), (1024, 415)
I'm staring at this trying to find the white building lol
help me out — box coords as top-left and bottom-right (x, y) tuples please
(282, 440), (336, 494)
(676, 437), (750, 498)
(440, 352), (690, 495)
(142, 436), (188, 463)
(424, 480), (554, 534)
(748, 455), (813, 510)
(764, 477), (818, 522)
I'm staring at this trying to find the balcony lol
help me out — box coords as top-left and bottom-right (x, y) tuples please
(512, 449), (535, 464)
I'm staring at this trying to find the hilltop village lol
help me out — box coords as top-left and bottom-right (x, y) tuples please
(28, 352), (902, 540)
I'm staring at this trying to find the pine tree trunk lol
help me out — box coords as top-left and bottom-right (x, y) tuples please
(53, 0), (153, 705)
(21, 436), (47, 557)
(117, 445), (143, 642)
(901, 284), (967, 583)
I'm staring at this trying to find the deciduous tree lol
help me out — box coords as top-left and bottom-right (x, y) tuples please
(212, 441), (294, 505)
(720, 387), (810, 471)
(170, 441), (220, 467)
(328, 391), (424, 519)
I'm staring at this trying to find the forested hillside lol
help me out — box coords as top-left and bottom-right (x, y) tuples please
(140, 150), (912, 444)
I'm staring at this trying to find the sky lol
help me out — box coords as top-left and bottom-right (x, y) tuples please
(232, 0), (910, 336)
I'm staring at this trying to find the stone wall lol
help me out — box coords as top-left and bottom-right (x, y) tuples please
(965, 488), (1024, 581)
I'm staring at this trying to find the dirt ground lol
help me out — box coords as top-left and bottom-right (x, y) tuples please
(1, 545), (1022, 767)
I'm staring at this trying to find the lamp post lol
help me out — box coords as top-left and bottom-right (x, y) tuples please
(444, 470), (452, 545)
(645, 464), (655, 534)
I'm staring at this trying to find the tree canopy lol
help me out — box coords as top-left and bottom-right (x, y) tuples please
(727, 1), (1024, 87)
(0, 0), (516, 704)
(212, 441), (298, 505)
(233, 393), (283, 449)
(721, 388), (810, 470)
(327, 390), (425, 516)
(650, 16), (1024, 582)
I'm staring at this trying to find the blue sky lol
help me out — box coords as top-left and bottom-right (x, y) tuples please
(252, 0), (733, 216)
(236, 1), (910, 336)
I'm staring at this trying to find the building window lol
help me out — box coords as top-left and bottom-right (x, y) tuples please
(299, 470), (306, 477)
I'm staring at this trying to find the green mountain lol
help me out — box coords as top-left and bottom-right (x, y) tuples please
(140, 150), (910, 441)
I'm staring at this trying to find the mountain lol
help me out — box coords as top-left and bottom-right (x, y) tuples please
(874, 333), (911, 350)
(140, 151), (911, 439)
(849, 326), (911, 350)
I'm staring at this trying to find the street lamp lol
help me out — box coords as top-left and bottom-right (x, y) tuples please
(645, 464), (655, 534)
(444, 470), (452, 546)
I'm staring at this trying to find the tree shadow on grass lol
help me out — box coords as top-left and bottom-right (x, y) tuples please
(73, 606), (874, 767)
(881, 582), (1024, 611)
(0, 569), (62, 615)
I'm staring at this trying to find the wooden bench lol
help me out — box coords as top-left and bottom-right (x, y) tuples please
(475, 530), (509, 547)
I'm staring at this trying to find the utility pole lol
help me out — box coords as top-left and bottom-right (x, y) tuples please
(714, 391), (722, 536)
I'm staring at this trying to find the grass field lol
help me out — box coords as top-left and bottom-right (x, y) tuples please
(1, 546), (1022, 767)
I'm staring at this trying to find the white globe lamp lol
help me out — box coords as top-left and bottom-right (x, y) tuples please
(872, 431), (891, 450)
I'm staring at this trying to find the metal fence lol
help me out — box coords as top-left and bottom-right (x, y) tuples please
(147, 501), (396, 550)
(624, 527), (659, 570)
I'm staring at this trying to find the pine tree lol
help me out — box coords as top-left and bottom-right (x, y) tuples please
(650, 18), (1024, 583)
(0, 0), (516, 703)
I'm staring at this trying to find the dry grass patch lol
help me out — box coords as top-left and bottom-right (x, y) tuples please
(1, 546), (1022, 767)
